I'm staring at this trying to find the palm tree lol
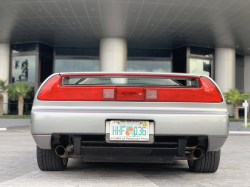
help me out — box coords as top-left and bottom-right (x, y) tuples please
(0, 80), (8, 115)
(224, 89), (249, 119)
(8, 82), (32, 116)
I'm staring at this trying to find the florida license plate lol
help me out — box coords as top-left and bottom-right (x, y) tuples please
(110, 120), (149, 141)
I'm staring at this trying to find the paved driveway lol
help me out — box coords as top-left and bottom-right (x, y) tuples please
(0, 126), (249, 187)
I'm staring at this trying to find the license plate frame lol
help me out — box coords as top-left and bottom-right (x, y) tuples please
(109, 120), (149, 141)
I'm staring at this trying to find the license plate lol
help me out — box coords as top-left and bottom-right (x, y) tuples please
(110, 120), (149, 141)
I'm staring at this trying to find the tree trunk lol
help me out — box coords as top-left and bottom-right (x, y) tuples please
(234, 103), (239, 119)
(18, 97), (24, 116)
(0, 94), (3, 116)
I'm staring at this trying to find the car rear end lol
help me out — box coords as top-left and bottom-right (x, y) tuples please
(31, 72), (228, 172)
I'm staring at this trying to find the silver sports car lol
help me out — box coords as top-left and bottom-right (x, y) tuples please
(31, 72), (228, 173)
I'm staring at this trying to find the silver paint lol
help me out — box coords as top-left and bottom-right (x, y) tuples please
(31, 72), (229, 152)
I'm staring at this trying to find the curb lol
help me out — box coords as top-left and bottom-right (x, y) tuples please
(229, 131), (250, 135)
(0, 128), (7, 131)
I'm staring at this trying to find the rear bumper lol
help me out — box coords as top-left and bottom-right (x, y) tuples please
(31, 104), (229, 152)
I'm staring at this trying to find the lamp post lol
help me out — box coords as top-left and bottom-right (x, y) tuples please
(243, 100), (249, 128)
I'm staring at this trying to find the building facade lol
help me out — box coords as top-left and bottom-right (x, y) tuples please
(0, 0), (250, 114)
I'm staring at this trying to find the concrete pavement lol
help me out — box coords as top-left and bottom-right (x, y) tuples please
(0, 126), (250, 187)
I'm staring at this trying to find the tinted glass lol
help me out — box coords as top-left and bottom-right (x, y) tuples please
(40, 57), (53, 83)
(12, 43), (36, 53)
(189, 58), (212, 77)
(54, 59), (99, 73)
(190, 46), (214, 57)
(12, 56), (36, 82)
(55, 47), (99, 56)
(127, 60), (171, 72)
(128, 49), (171, 57)
(62, 77), (198, 87)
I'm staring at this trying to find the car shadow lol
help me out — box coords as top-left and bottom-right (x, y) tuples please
(66, 158), (190, 173)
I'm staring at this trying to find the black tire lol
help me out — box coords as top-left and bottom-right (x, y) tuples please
(188, 149), (221, 173)
(37, 146), (68, 171)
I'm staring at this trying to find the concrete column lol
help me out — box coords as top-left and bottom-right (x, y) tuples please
(244, 56), (250, 93)
(100, 38), (127, 72)
(215, 48), (235, 92)
(215, 48), (235, 116)
(0, 43), (10, 114)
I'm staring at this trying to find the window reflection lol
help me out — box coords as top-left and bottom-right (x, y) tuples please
(54, 59), (99, 73)
(189, 58), (212, 77)
(127, 60), (171, 72)
(12, 56), (36, 82)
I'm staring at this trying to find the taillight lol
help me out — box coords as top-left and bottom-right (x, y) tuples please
(145, 77), (222, 102)
(38, 74), (222, 103)
(38, 75), (115, 101)
(38, 75), (62, 100)
(199, 77), (222, 102)
(146, 89), (157, 100)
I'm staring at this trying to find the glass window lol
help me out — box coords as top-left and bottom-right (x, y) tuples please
(64, 59), (74, 72)
(190, 46), (214, 57)
(12, 43), (36, 53)
(12, 56), (36, 82)
(62, 76), (198, 87)
(127, 60), (171, 73)
(74, 60), (84, 72)
(83, 60), (94, 72)
(189, 58), (212, 77)
(40, 57), (53, 83)
(143, 61), (152, 72)
(54, 59), (99, 73)
(55, 59), (64, 73)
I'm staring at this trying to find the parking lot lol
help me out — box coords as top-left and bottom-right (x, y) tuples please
(0, 126), (249, 187)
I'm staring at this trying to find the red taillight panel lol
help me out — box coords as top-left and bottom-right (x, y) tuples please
(38, 75), (62, 100)
(199, 77), (222, 102)
(38, 75), (222, 102)
(116, 87), (144, 101)
(38, 75), (115, 101)
(145, 87), (204, 102)
(144, 77), (222, 102)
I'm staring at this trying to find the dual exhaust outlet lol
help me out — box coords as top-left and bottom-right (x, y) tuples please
(175, 147), (203, 160)
(55, 144), (203, 160)
(55, 144), (74, 158)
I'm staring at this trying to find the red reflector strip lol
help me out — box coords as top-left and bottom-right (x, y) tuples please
(103, 89), (114, 99)
(146, 89), (157, 99)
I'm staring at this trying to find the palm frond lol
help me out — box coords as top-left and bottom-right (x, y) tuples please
(224, 89), (250, 104)
(0, 80), (8, 94)
(7, 82), (32, 100)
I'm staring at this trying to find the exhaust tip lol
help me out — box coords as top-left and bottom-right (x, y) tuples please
(55, 145), (68, 158)
(192, 148), (203, 160)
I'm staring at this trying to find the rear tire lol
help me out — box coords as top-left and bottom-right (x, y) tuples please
(188, 149), (221, 173)
(37, 146), (68, 171)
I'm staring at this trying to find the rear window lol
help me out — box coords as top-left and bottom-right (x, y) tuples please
(62, 77), (199, 87)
